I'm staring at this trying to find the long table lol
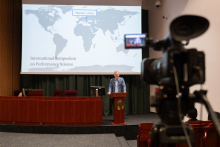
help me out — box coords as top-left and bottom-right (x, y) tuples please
(0, 96), (103, 126)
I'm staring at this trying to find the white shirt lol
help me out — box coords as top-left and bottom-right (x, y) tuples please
(115, 80), (118, 92)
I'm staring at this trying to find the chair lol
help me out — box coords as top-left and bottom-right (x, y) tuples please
(64, 90), (77, 97)
(53, 89), (62, 97)
(205, 120), (212, 126)
(186, 121), (206, 125)
(203, 124), (220, 147)
(28, 89), (44, 96)
(177, 122), (206, 147)
(14, 90), (22, 96)
(137, 123), (154, 147)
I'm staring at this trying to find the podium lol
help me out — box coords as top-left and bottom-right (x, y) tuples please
(109, 92), (127, 125)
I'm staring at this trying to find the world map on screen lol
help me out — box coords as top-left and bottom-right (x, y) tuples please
(22, 5), (142, 74)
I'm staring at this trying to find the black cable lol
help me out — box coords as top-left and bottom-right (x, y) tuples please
(172, 66), (192, 147)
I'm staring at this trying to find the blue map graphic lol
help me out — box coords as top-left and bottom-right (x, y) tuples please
(24, 6), (139, 56)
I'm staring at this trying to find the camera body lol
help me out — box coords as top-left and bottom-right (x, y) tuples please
(124, 33), (206, 89)
(124, 15), (209, 90)
(141, 47), (205, 88)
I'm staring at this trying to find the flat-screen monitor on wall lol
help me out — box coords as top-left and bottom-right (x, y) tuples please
(21, 4), (142, 74)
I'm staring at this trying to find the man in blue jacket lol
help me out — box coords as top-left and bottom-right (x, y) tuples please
(108, 70), (126, 115)
(108, 70), (126, 95)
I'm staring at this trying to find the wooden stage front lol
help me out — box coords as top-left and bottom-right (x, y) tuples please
(0, 96), (103, 126)
(0, 96), (160, 140)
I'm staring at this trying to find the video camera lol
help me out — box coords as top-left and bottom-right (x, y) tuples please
(125, 15), (207, 88)
(124, 15), (220, 147)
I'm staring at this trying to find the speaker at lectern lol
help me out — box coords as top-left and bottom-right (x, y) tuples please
(90, 86), (105, 97)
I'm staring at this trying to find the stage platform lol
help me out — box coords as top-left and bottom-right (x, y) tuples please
(0, 113), (159, 140)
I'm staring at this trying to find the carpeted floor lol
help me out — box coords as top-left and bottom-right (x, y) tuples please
(0, 113), (160, 146)
(103, 113), (160, 125)
(0, 133), (137, 147)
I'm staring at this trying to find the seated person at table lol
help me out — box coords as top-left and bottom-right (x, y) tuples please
(186, 107), (198, 121)
(18, 88), (28, 97)
(18, 92), (23, 97)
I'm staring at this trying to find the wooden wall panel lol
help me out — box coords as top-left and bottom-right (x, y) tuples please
(12, 0), (22, 94)
(0, 1), (13, 96)
(0, 0), (21, 96)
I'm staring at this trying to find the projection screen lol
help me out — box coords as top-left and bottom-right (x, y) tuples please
(21, 4), (142, 74)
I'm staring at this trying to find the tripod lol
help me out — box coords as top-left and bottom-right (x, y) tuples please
(150, 89), (220, 147)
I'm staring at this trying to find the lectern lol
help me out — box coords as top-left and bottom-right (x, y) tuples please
(109, 92), (127, 125)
